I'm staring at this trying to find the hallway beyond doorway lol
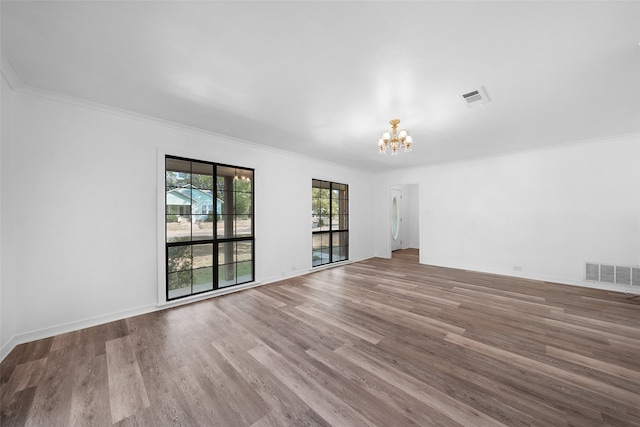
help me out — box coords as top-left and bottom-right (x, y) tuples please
(391, 248), (419, 263)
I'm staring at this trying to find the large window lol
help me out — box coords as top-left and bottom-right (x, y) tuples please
(312, 179), (348, 267)
(166, 156), (254, 301)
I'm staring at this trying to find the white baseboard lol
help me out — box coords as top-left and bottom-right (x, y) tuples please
(260, 256), (374, 285)
(421, 259), (639, 295)
(0, 303), (157, 363)
(0, 335), (18, 362)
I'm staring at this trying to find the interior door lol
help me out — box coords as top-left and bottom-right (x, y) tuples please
(390, 189), (402, 251)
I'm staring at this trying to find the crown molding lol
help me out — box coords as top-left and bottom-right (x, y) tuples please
(0, 50), (305, 159)
(0, 64), (367, 172)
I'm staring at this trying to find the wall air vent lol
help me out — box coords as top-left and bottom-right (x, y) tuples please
(585, 263), (599, 281)
(461, 86), (491, 107)
(633, 268), (640, 287)
(585, 262), (640, 286)
(600, 265), (615, 283)
(616, 266), (631, 286)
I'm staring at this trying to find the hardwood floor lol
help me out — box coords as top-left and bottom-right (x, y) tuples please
(2, 249), (639, 426)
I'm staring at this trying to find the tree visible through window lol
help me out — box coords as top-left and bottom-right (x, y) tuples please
(166, 156), (254, 301)
(312, 179), (348, 267)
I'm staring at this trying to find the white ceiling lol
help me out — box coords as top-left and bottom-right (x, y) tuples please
(2, 1), (639, 171)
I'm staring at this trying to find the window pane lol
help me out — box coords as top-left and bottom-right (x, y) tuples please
(235, 215), (252, 237)
(168, 246), (191, 272)
(168, 271), (191, 299)
(193, 267), (213, 293)
(218, 242), (234, 265)
(166, 187), (192, 211)
(168, 187), (192, 209)
(339, 214), (348, 230)
(236, 241), (252, 262)
(319, 215), (330, 231)
(312, 233), (330, 266)
(322, 232), (330, 249)
(192, 215), (214, 241)
(166, 188), (191, 217)
(218, 191), (233, 214)
(312, 233), (329, 250)
(166, 158), (191, 173)
(217, 166), (235, 179)
(235, 192), (252, 214)
(331, 215), (339, 230)
(237, 261), (253, 283)
(192, 244), (213, 268)
(337, 197), (348, 213)
(217, 215), (234, 239)
(166, 204), (186, 216)
(219, 264), (236, 288)
(312, 238), (324, 266)
(190, 190), (213, 216)
(167, 217), (191, 242)
(312, 234), (323, 250)
(331, 246), (343, 262)
(313, 179), (330, 190)
(338, 231), (349, 247)
(234, 174), (253, 192)
(322, 248), (330, 263)
(166, 158), (191, 188)
(332, 232), (349, 262)
(217, 173), (235, 208)
(192, 162), (213, 190)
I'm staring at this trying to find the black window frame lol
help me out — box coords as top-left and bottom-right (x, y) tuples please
(312, 179), (349, 267)
(165, 155), (255, 301)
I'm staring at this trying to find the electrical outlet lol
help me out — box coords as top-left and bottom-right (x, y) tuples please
(513, 266), (523, 272)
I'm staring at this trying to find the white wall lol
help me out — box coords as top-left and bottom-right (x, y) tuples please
(375, 133), (640, 289)
(1, 71), (18, 360)
(407, 184), (420, 249)
(0, 87), (375, 359)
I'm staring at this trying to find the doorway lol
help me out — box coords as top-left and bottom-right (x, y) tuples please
(390, 188), (402, 252)
(388, 184), (420, 261)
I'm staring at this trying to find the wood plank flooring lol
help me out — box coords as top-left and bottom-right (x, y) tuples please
(2, 249), (640, 426)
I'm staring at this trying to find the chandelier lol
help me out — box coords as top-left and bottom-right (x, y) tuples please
(378, 119), (413, 155)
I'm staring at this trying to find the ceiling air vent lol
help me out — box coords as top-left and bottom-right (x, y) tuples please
(461, 86), (491, 108)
